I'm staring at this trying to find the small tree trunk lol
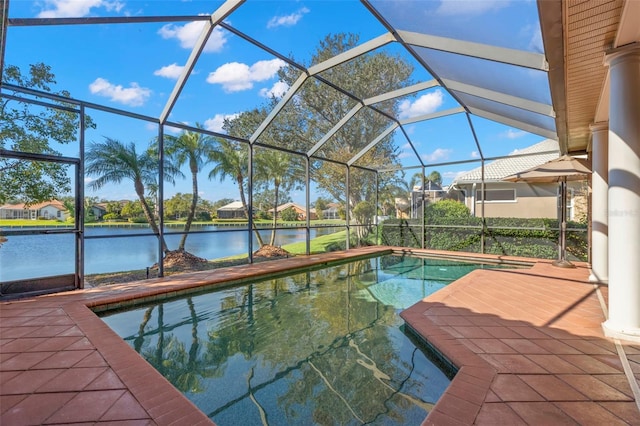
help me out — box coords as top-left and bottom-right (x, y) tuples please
(136, 180), (169, 254)
(237, 177), (265, 247)
(178, 169), (198, 251)
(269, 183), (280, 246)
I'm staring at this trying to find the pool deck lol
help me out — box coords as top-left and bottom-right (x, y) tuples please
(1, 246), (639, 425)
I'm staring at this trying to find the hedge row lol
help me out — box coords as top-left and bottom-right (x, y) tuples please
(380, 217), (588, 261)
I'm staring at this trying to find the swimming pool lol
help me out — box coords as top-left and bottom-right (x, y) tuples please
(100, 254), (516, 425)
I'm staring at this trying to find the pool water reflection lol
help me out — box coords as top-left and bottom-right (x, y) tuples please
(100, 255), (510, 425)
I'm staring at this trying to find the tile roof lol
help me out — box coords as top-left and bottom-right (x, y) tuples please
(217, 201), (245, 210)
(0, 200), (67, 210)
(454, 139), (560, 183)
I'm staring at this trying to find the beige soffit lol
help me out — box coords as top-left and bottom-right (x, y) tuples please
(564, 0), (623, 154)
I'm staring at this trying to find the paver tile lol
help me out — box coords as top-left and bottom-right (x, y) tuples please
(599, 402), (640, 425)
(0, 350), (54, 370)
(518, 375), (588, 401)
(38, 367), (108, 392)
(0, 369), (64, 394)
(101, 392), (150, 421)
(508, 402), (578, 425)
(554, 401), (631, 425)
(44, 389), (126, 423)
(558, 375), (633, 401)
(475, 402), (525, 425)
(490, 375), (544, 402)
(0, 392), (77, 425)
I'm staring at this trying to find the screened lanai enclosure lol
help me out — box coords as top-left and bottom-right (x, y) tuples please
(0, 0), (590, 297)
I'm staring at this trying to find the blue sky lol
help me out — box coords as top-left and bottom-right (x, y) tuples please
(5, 0), (549, 204)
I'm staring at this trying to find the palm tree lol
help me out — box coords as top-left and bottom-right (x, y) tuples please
(255, 149), (293, 246)
(208, 139), (265, 247)
(164, 125), (216, 251)
(86, 137), (177, 253)
(409, 170), (442, 189)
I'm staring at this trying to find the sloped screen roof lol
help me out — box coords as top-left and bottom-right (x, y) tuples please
(2, 0), (557, 175)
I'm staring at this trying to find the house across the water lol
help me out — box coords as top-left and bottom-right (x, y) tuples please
(216, 201), (248, 219)
(0, 200), (69, 221)
(270, 202), (317, 221)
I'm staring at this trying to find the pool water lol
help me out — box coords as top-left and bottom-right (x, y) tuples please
(100, 254), (514, 425)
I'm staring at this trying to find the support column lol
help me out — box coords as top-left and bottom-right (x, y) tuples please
(589, 122), (608, 283)
(602, 43), (640, 341)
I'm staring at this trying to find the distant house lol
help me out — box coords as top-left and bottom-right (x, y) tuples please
(270, 202), (317, 221)
(410, 180), (446, 218)
(451, 139), (586, 220)
(0, 200), (69, 221)
(90, 204), (107, 220)
(216, 201), (247, 219)
(322, 203), (341, 220)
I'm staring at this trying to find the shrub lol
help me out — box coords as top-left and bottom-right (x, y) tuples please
(425, 199), (471, 220)
(381, 217), (587, 261)
(129, 216), (148, 223)
(196, 211), (212, 221)
(281, 207), (298, 222)
(102, 213), (120, 221)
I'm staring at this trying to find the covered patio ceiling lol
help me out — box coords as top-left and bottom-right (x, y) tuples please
(0, 0), (636, 172)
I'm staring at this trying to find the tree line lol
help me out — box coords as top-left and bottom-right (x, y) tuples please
(1, 33), (415, 258)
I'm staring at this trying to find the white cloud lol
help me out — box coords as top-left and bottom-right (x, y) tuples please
(89, 77), (151, 107)
(267, 7), (310, 28)
(259, 81), (289, 98)
(158, 21), (228, 53)
(165, 124), (187, 135)
(501, 128), (527, 139)
(471, 150), (480, 158)
(529, 26), (543, 53)
(206, 59), (286, 93)
(443, 170), (468, 180)
(398, 90), (444, 119)
(153, 63), (185, 79)
(204, 113), (239, 133)
(84, 176), (95, 184)
(436, 0), (508, 16)
(37, 0), (124, 18)
(422, 148), (453, 162)
(146, 121), (190, 134)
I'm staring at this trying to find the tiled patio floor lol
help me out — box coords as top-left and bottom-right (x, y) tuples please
(1, 246), (639, 425)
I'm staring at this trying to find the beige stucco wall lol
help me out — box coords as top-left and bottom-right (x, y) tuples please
(461, 182), (559, 219)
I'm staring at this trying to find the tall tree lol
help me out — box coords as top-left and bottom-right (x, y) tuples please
(254, 149), (295, 245)
(163, 125), (217, 251)
(164, 193), (192, 220)
(86, 137), (178, 253)
(208, 138), (265, 247)
(427, 171), (442, 186)
(0, 63), (95, 204)
(409, 170), (442, 189)
(276, 33), (414, 209)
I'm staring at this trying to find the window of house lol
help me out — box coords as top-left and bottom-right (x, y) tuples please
(476, 189), (516, 202)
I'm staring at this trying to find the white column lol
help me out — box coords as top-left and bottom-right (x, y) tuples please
(602, 44), (640, 341)
(589, 123), (608, 283)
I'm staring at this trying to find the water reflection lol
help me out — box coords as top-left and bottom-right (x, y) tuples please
(101, 256), (455, 425)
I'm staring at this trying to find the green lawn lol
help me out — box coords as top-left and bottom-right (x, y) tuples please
(0, 219), (70, 227)
(283, 230), (347, 254)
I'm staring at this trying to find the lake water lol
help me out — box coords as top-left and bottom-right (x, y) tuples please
(0, 226), (341, 282)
